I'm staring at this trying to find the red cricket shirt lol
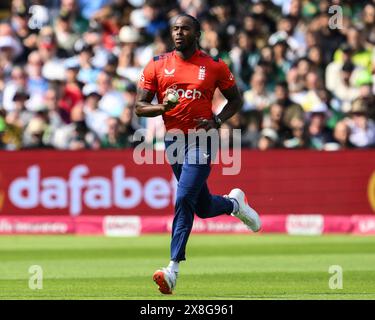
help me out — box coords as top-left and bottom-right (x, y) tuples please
(138, 50), (235, 133)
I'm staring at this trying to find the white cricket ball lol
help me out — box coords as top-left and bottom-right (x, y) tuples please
(167, 92), (179, 103)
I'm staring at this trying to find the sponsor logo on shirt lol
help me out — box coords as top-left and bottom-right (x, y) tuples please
(177, 88), (202, 99)
(164, 68), (175, 77)
(168, 85), (202, 100)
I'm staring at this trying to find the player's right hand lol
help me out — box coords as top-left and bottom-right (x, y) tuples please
(162, 96), (178, 112)
(162, 101), (178, 111)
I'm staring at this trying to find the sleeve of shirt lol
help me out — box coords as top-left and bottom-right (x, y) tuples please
(138, 59), (157, 91)
(216, 59), (236, 91)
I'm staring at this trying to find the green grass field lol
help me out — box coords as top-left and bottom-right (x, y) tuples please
(0, 234), (375, 300)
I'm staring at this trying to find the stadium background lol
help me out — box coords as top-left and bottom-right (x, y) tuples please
(0, 0), (374, 235)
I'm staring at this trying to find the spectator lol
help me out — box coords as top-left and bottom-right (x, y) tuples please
(269, 14), (306, 60)
(241, 111), (262, 149)
(330, 61), (361, 113)
(83, 22), (110, 70)
(76, 43), (100, 84)
(117, 25), (144, 68)
(52, 104), (99, 149)
(229, 30), (260, 91)
(68, 119), (100, 150)
(209, 0), (238, 41)
(26, 50), (49, 111)
(262, 102), (291, 143)
(179, 0), (207, 17)
(91, 0), (124, 51)
(243, 71), (275, 112)
(0, 23), (23, 76)
(0, 68), (5, 105)
(200, 28), (231, 67)
(2, 66), (28, 112)
(307, 110), (334, 150)
(274, 81), (303, 116)
(295, 57), (312, 88)
(60, 58), (84, 120)
(117, 28), (143, 82)
(54, 10), (80, 54)
(38, 26), (66, 81)
(78, 0), (109, 22)
(59, 0), (89, 34)
(142, 0), (169, 38)
(290, 70), (327, 114)
(0, 115), (6, 149)
(251, 0), (277, 37)
(97, 71), (127, 117)
(134, 32), (170, 69)
(360, 3), (375, 45)
(103, 53), (118, 78)
(345, 98), (375, 148)
(325, 42), (355, 93)
(271, 38), (292, 82)
(41, 87), (65, 144)
(5, 88), (33, 130)
(118, 103), (137, 141)
(330, 120), (355, 150)
(283, 115), (309, 149)
(333, 26), (373, 72)
(120, 83), (140, 131)
(10, 5), (37, 64)
(82, 83), (108, 139)
(101, 116), (131, 149)
(313, 12), (345, 66)
(22, 115), (51, 149)
(67, 105), (100, 150)
(307, 45), (325, 78)
(257, 128), (279, 151)
(219, 112), (242, 149)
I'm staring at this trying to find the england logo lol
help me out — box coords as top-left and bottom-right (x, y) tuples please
(198, 66), (206, 80)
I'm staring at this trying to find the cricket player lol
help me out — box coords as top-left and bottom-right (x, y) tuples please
(136, 13), (261, 294)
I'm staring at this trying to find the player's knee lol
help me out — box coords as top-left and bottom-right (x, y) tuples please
(195, 211), (207, 219)
(195, 203), (211, 219)
(195, 208), (207, 219)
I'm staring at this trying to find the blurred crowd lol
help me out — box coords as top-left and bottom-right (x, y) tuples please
(0, 0), (374, 151)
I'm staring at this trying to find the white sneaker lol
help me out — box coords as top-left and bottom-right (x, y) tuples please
(227, 188), (262, 232)
(153, 267), (177, 294)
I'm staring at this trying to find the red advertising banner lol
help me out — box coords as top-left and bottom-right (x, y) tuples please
(0, 150), (375, 217)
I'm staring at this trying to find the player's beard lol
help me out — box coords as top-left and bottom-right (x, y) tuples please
(174, 44), (181, 51)
(174, 41), (187, 51)
(174, 37), (196, 52)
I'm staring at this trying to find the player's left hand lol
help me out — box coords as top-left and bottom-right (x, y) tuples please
(194, 118), (219, 130)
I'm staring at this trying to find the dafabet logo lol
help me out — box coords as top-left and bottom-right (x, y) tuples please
(368, 171), (375, 213)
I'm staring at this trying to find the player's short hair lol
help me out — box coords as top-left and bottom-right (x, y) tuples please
(173, 13), (201, 33)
